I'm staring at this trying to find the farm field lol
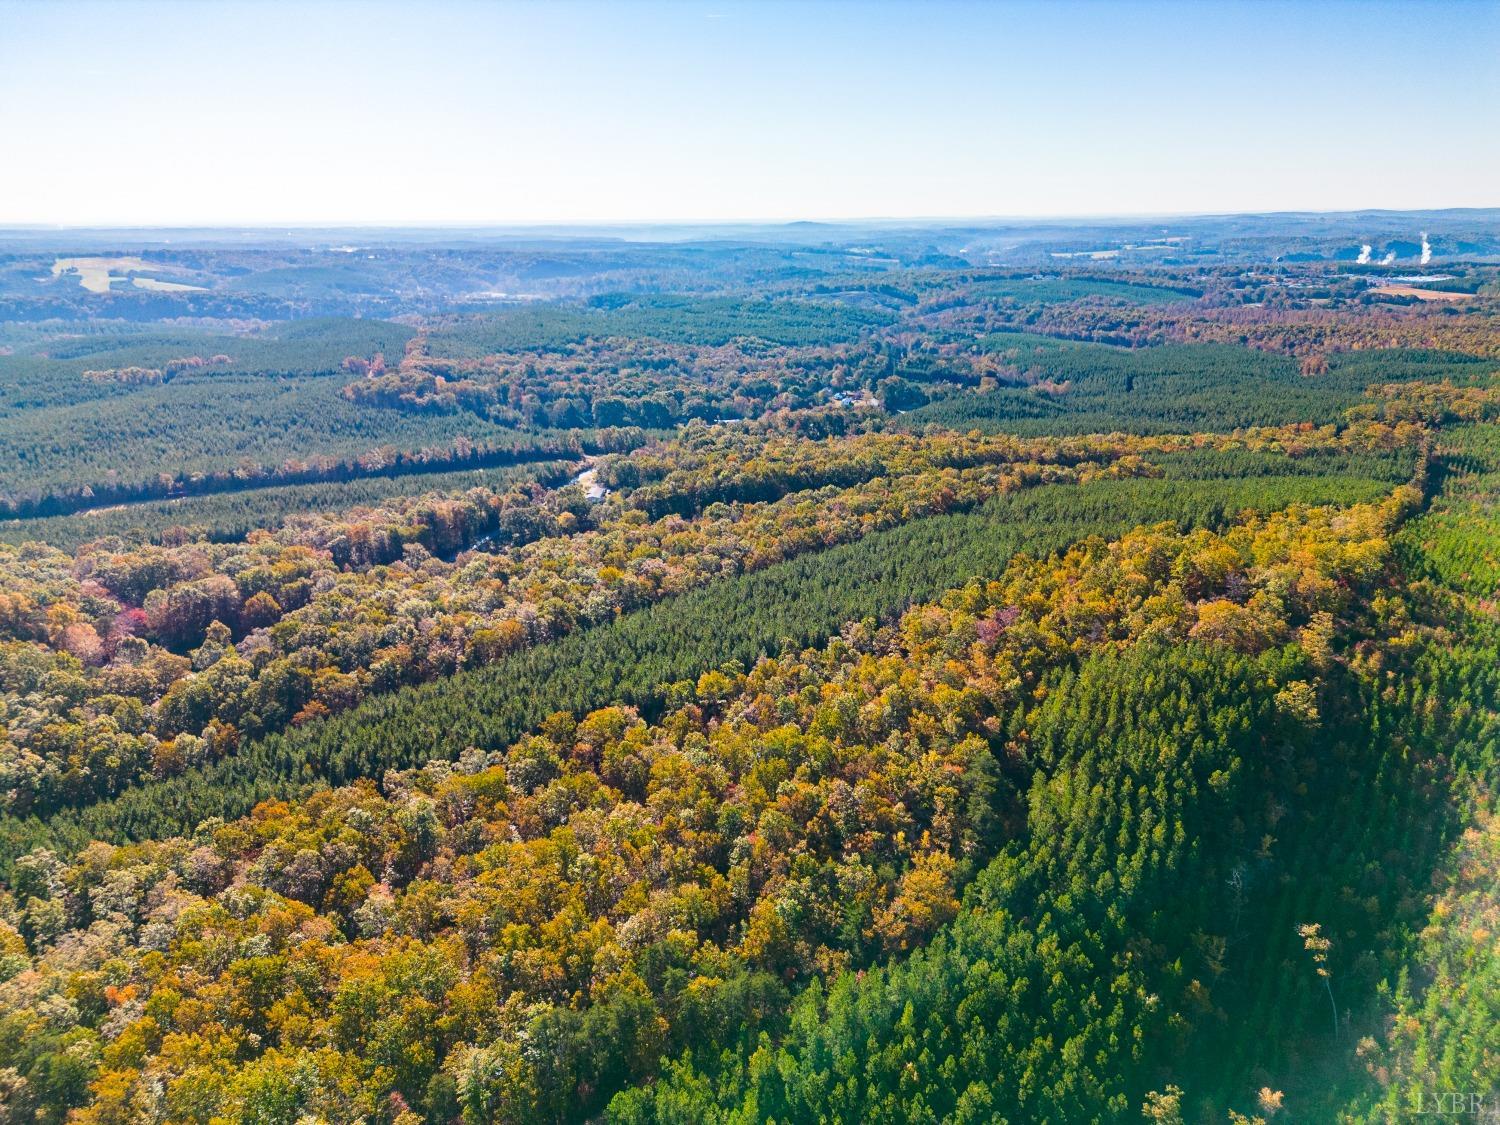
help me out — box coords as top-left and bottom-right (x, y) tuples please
(49, 256), (205, 294)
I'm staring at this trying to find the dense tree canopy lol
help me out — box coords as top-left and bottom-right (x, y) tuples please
(0, 250), (1496, 1123)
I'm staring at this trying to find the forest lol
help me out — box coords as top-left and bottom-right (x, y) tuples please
(0, 232), (1496, 1124)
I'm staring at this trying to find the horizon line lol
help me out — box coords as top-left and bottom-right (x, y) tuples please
(3, 204), (1498, 234)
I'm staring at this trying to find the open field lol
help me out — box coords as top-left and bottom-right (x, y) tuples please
(1371, 283), (1472, 302)
(49, 255), (203, 293)
(130, 275), (206, 292)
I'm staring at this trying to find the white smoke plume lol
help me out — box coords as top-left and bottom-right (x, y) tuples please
(1421, 234), (1432, 265)
(1380, 251), (1396, 266)
(1357, 244), (1372, 264)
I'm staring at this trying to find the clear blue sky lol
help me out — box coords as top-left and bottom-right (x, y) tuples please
(2, 0), (1496, 225)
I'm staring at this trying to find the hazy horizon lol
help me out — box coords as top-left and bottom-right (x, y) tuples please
(4, 205), (1498, 236)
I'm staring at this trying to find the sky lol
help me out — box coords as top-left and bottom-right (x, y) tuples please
(2, 0), (1497, 226)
